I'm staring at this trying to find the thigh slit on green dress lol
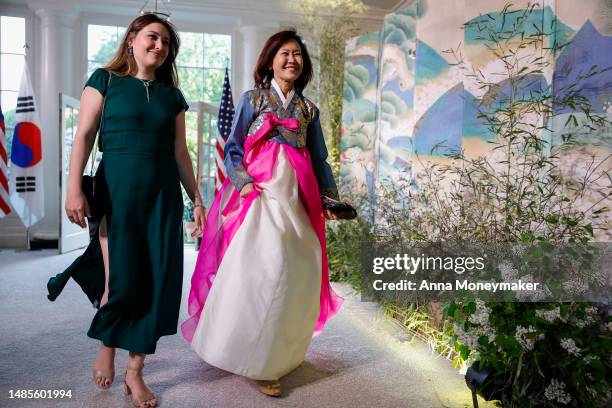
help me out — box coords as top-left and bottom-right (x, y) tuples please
(48, 69), (189, 354)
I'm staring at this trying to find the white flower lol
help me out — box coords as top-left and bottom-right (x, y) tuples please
(573, 320), (587, 328)
(482, 325), (497, 343)
(572, 306), (598, 328)
(468, 299), (492, 326)
(584, 355), (598, 364)
(458, 300), (498, 345)
(560, 338), (581, 357)
(562, 277), (588, 295)
(515, 275), (552, 301)
(585, 306), (597, 321)
(535, 306), (561, 323)
(544, 378), (572, 404)
(453, 323), (479, 349)
(498, 261), (518, 280)
(606, 322), (612, 331)
(515, 325), (542, 351)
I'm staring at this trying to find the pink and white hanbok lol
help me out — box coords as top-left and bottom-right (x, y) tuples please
(182, 79), (343, 380)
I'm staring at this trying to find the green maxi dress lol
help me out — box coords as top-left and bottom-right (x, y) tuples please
(48, 68), (188, 354)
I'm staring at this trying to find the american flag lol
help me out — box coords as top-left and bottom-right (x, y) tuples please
(215, 67), (234, 195)
(0, 105), (10, 217)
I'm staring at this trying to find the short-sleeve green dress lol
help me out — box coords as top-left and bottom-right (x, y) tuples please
(48, 68), (188, 354)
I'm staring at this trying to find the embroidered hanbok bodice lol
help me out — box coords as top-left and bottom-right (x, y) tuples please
(224, 83), (339, 199)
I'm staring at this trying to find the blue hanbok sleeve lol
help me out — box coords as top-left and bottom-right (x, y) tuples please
(224, 92), (255, 192)
(306, 107), (339, 200)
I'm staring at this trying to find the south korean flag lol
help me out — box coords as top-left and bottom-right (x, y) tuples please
(10, 63), (44, 228)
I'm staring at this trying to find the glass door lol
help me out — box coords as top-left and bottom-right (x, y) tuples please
(59, 93), (91, 253)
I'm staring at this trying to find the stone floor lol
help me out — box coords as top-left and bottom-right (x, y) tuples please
(0, 247), (495, 408)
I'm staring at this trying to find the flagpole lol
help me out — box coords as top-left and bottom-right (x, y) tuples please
(26, 200), (30, 250)
(24, 43), (31, 250)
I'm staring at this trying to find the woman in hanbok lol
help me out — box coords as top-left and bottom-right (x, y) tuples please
(182, 29), (353, 396)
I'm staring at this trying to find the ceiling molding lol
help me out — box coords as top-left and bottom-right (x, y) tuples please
(5, 0), (395, 30)
(73, 1), (391, 24)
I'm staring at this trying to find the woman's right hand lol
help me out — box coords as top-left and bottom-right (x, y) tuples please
(65, 188), (91, 228)
(240, 183), (255, 197)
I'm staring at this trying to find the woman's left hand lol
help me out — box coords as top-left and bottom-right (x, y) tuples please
(191, 206), (207, 237)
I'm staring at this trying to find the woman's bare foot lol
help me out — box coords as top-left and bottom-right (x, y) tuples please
(92, 344), (115, 389)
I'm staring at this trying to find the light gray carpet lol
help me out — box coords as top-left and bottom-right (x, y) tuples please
(0, 247), (494, 408)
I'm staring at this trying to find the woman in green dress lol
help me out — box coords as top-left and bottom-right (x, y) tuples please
(61, 13), (205, 407)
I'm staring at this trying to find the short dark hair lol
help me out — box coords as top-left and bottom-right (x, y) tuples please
(253, 30), (313, 94)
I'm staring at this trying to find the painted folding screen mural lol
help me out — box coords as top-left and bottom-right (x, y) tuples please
(340, 0), (611, 238)
(340, 32), (380, 211)
(374, 7), (417, 202)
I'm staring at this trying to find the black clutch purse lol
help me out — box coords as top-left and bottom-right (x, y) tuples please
(322, 196), (358, 220)
(81, 173), (105, 222)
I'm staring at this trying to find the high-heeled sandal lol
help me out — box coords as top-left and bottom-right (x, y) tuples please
(123, 363), (157, 407)
(257, 380), (282, 397)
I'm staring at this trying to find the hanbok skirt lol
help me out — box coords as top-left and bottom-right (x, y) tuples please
(192, 146), (321, 379)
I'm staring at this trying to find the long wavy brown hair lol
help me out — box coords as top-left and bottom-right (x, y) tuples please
(253, 30), (313, 95)
(105, 13), (180, 87)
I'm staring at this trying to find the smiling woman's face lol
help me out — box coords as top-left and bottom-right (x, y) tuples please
(271, 39), (303, 85)
(129, 22), (170, 70)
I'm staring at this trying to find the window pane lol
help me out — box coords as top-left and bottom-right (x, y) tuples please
(88, 25), (123, 63)
(199, 111), (219, 207)
(87, 61), (105, 78)
(203, 69), (225, 103)
(184, 110), (198, 175)
(177, 32), (203, 67)
(185, 109), (198, 142)
(1, 54), (24, 91)
(1, 90), (17, 168)
(1, 90), (17, 126)
(178, 67), (203, 101)
(1, 16), (26, 54)
(64, 106), (76, 176)
(117, 27), (126, 41)
(210, 117), (218, 146)
(204, 34), (231, 69)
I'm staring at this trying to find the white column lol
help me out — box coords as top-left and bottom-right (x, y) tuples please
(28, 1), (79, 241)
(237, 25), (279, 94)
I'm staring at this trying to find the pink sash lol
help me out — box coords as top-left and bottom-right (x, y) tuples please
(182, 113), (343, 342)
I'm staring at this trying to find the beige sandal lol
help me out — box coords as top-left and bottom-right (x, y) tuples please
(124, 363), (157, 407)
(257, 380), (282, 397)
